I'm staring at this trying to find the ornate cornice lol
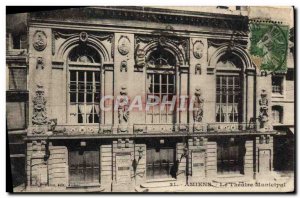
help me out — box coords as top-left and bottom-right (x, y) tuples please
(29, 7), (249, 31)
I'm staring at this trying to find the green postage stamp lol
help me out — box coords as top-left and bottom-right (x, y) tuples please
(249, 21), (289, 72)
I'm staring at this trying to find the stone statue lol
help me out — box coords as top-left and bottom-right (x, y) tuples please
(118, 86), (129, 124)
(259, 89), (269, 129)
(193, 87), (204, 122)
(32, 84), (48, 125)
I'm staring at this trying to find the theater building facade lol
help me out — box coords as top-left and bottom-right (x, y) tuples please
(7, 7), (293, 192)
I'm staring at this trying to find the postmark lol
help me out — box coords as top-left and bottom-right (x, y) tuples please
(249, 21), (289, 72)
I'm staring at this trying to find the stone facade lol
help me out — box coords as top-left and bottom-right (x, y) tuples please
(6, 7), (294, 192)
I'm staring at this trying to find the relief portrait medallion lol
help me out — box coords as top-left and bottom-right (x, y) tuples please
(193, 40), (205, 59)
(118, 36), (130, 55)
(33, 30), (47, 51)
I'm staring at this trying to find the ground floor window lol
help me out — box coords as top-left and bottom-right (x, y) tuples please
(146, 148), (175, 180)
(69, 149), (99, 186)
(217, 139), (244, 174)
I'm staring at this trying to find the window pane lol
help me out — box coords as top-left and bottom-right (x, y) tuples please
(162, 75), (167, 84)
(147, 73), (175, 123)
(70, 71), (76, 81)
(86, 83), (93, 92)
(70, 92), (77, 103)
(86, 93), (92, 103)
(86, 71), (93, 82)
(78, 82), (85, 91)
(272, 76), (283, 94)
(168, 85), (174, 94)
(69, 70), (101, 124)
(154, 74), (160, 84)
(169, 75), (174, 84)
(78, 71), (85, 82)
(9, 68), (27, 90)
(78, 93), (84, 103)
(94, 93), (100, 102)
(216, 76), (241, 123)
(95, 72), (100, 82)
(7, 102), (26, 130)
(154, 85), (160, 93)
(70, 83), (77, 91)
(161, 85), (167, 93)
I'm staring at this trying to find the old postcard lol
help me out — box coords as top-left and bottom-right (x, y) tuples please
(6, 6), (295, 193)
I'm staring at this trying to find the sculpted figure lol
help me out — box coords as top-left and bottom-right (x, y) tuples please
(193, 87), (204, 122)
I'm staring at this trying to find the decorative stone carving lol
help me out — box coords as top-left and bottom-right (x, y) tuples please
(32, 126), (47, 135)
(32, 84), (47, 125)
(259, 89), (269, 129)
(118, 35), (130, 55)
(178, 124), (189, 132)
(48, 118), (57, 131)
(120, 60), (127, 72)
(193, 40), (204, 59)
(33, 30), (47, 51)
(118, 86), (129, 124)
(79, 32), (88, 42)
(101, 125), (113, 134)
(134, 44), (145, 69)
(195, 64), (201, 75)
(36, 57), (44, 70)
(193, 87), (204, 122)
(135, 35), (189, 65)
(193, 123), (206, 133)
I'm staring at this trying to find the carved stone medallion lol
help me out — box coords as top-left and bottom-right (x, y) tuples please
(193, 40), (204, 59)
(118, 36), (130, 55)
(33, 30), (47, 51)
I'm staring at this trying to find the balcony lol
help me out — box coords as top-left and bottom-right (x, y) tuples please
(133, 123), (190, 134)
(27, 122), (262, 138)
(207, 122), (256, 132)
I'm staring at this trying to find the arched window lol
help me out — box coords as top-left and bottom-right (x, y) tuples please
(146, 47), (176, 123)
(215, 53), (243, 123)
(68, 45), (101, 124)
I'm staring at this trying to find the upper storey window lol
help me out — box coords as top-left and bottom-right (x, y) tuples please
(272, 75), (284, 95)
(8, 66), (27, 90)
(68, 45), (101, 124)
(215, 54), (243, 123)
(146, 48), (176, 124)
